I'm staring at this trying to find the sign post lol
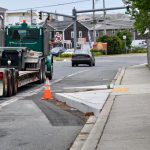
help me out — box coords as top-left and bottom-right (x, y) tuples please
(123, 35), (127, 54)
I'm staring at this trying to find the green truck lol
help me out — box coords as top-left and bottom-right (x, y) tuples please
(0, 21), (53, 97)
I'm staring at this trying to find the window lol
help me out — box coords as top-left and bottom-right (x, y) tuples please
(9, 29), (38, 40)
(96, 31), (99, 37)
(71, 31), (74, 38)
(79, 31), (82, 38)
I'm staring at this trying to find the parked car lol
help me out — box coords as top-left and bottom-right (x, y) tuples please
(71, 49), (95, 67)
(50, 47), (67, 56)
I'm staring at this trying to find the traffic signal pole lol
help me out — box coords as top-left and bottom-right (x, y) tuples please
(72, 8), (77, 51)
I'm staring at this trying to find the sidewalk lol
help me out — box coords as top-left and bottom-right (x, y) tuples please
(82, 64), (150, 150)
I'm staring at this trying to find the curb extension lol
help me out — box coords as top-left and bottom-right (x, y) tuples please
(69, 67), (126, 150)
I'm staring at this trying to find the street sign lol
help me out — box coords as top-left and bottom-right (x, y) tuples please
(55, 32), (63, 42)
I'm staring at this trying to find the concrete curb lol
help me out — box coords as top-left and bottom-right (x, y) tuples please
(70, 66), (126, 150)
(114, 66), (126, 85)
(81, 95), (115, 150)
(70, 116), (97, 150)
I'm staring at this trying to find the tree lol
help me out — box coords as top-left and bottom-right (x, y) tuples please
(123, 0), (150, 67)
(123, 0), (150, 34)
(116, 30), (132, 49)
(97, 35), (123, 54)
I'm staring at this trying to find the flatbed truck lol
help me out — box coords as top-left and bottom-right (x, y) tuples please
(0, 21), (53, 97)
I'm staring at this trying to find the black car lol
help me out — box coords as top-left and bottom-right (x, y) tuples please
(71, 49), (95, 67)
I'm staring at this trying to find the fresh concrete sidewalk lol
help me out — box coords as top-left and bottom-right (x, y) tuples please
(95, 64), (150, 150)
(55, 89), (111, 117)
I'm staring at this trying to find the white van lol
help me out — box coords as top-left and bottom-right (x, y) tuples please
(131, 40), (147, 48)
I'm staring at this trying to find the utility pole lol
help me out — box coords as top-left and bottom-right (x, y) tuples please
(103, 0), (106, 35)
(31, 9), (33, 25)
(72, 8), (77, 51)
(92, 0), (96, 42)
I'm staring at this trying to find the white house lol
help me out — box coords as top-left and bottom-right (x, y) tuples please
(5, 11), (38, 25)
(5, 11), (58, 26)
(0, 7), (7, 28)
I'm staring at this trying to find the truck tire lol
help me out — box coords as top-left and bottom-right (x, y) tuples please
(48, 64), (53, 80)
(38, 59), (45, 84)
(42, 60), (46, 83)
(12, 70), (18, 95)
(3, 71), (8, 97)
(7, 71), (13, 97)
(38, 65), (43, 84)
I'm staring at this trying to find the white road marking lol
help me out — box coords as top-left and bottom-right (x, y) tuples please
(0, 98), (19, 109)
(51, 69), (91, 84)
(0, 69), (91, 109)
(65, 69), (91, 78)
(131, 63), (147, 67)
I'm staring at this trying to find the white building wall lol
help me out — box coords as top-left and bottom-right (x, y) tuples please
(5, 12), (38, 25)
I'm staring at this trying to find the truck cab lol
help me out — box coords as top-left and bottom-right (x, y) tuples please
(5, 21), (53, 79)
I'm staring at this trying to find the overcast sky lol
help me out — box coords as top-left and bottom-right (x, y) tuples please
(0, 0), (125, 14)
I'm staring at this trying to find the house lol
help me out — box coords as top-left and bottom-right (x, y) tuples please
(5, 11), (38, 25)
(44, 19), (89, 49)
(44, 13), (134, 48)
(79, 14), (134, 41)
(0, 7), (7, 46)
(5, 11), (62, 26)
(0, 7), (7, 29)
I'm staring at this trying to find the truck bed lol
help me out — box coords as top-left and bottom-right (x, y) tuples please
(18, 70), (39, 88)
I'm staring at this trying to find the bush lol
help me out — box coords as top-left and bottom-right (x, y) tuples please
(97, 35), (123, 54)
(91, 49), (104, 56)
(60, 53), (73, 58)
(129, 47), (147, 53)
(116, 30), (132, 49)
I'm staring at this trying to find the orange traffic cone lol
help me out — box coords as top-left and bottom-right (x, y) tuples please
(42, 78), (53, 100)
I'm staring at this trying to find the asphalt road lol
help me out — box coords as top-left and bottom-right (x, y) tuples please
(0, 54), (147, 150)
(52, 54), (147, 92)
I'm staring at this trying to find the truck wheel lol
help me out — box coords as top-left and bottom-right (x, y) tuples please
(39, 67), (43, 84)
(42, 60), (46, 83)
(12, 70), (18, 95)
(7, 71), (13, 97)
(38, 59), (45, 84)
(49, 64), (53, 80)
(3, 71), (8, 97)
(46, 63), (53, 80)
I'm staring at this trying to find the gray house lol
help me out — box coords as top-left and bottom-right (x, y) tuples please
(44, 19), (89, 48)
(80, 17), (134, 41)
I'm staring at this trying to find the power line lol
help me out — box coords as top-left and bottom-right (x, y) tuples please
(9, 0), (91, 11)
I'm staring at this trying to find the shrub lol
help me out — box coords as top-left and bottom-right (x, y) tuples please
(91, 49), (104, 56)
(116, 30), (132, 49)
(129, 47), (147, 53)
(60, 53), (73, 58)
(97, 35), (123, 54)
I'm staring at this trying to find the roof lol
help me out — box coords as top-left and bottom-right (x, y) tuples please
(80, 19), (134, 31)
(0, 7), (7, 12)
(38, 13), (134, 31)
(77, 13), (131, 21)
(47, 20), (73, 31)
